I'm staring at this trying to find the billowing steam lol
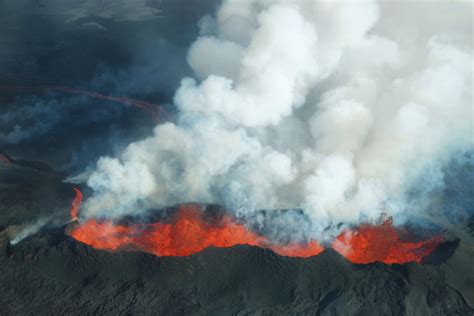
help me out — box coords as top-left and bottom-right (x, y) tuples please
(78, 0), (473, 236)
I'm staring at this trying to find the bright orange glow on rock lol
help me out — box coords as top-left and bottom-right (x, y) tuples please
(68, 189), (442, 262)
(70, 187), (83, 221)
(332, 218), (444, 264)
(68, 193), (323, 258)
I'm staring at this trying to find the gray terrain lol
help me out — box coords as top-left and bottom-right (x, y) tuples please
(0, 161), (473, 315)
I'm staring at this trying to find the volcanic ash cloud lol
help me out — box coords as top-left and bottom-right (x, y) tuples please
(79, 0), (473, 235)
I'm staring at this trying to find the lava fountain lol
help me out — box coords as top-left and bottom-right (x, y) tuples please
(67, 189), (324, 258)
(332, 218), (444, 264)
(67, 189), (443, 262)
(70, 187), (83, 222)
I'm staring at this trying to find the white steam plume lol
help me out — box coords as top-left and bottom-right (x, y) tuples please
(78, 0), (473, 235)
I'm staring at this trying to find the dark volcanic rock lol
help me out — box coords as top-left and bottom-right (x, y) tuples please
(0, 161), (473, 315)
(0, 229), (473, 315)
(0, 163), (73, 230)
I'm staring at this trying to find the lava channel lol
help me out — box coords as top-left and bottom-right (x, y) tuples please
(0, 84), (168, 123)
(332, 218), (444, 264)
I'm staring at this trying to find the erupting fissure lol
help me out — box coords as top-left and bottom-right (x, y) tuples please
(332, 219), (444, 264)
(67, 189), (443, 263)
(68, 189), (323, 257)
(70, 206), (324, 258)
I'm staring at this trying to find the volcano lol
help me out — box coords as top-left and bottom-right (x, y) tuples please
(68, 189), (445, 265)
(0, 136), (472, 316)
(68, 193), (324, 258)
(1, 0), (473, 314)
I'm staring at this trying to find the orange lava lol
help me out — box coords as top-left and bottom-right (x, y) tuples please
(70, 187), (83, 221)
(69, 205), (324, 258)
(67, 189), (442, 262)
(68, 192), (323, 258)
(332, 218), (444, 264)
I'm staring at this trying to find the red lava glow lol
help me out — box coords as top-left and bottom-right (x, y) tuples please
(69, 203), (324, 258)
(70, 187), (83, 221)
(0, 154), (12, 166)
(332, 218), (444, 264)
(67, 189), (442, 262)
(0, 85), (168, 122)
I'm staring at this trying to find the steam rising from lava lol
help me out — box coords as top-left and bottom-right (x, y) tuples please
(68, 188), (443, 263)
(75, 0), (472, 239)
(69, 190), (324, 258)
(71, 205), (324, 258)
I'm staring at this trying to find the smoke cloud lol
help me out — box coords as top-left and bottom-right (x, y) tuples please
(79, 0), (473, 236)
(9, 217), (51, 245)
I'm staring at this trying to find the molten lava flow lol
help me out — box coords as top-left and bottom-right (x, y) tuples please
(332, 218), (444, 264)
(0, 85), (168, 122)
(67, 190), (441, 262)
(68, 202), (324, 258)
(70, 187), (83, 221)
(268, 240), (326, 258)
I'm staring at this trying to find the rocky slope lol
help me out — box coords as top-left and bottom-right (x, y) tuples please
(0, 162), (473, 315)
